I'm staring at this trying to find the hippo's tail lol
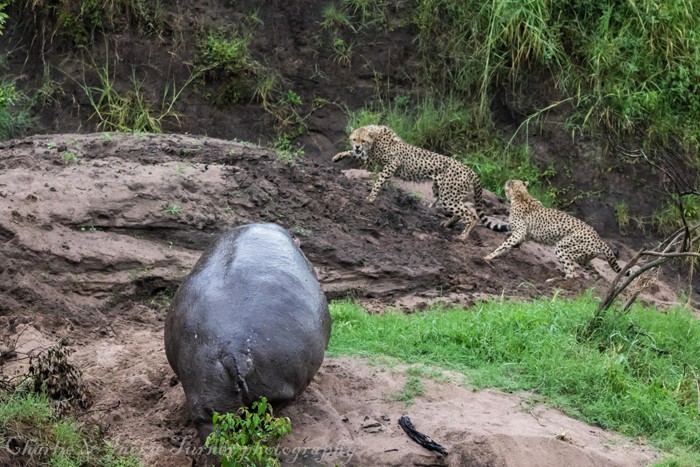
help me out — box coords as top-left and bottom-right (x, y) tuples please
(222, 352), (251, 401)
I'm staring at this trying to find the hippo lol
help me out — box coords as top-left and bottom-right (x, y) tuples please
(164, 223), (331, 441)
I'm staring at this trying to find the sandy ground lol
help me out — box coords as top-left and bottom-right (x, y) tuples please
(4, 325), (659, 467)
(0, 132), (688, 466)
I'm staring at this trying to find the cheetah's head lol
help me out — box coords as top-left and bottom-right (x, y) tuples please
(348, 126), (375, 158)
(504, 179), (529, 202)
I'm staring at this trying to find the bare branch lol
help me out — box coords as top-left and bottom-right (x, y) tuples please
(641, 251), (700, 259)
(597, 254), (667, 312)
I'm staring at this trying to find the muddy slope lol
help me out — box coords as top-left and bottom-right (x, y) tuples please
(0, 132), (675, 467)
(0, 131), (614, 329)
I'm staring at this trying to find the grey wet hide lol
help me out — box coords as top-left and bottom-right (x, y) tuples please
(164, 223), (331, 441)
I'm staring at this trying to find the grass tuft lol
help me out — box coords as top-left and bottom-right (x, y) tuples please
(0, 391), (142, 466)
(78, 47), (196, 133)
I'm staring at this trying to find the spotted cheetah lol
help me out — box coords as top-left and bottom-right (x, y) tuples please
(332, 125), (509, 240)
(484, 179), (624, 279)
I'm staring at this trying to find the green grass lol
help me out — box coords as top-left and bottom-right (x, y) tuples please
(412, 0), (700, 151)
(0, 2), (8, 35)
(78, 47), (195, 133)
(0, 391), (142, 466)
(328, 297), (700, 463)
(12, 0), (166, 47)
(651, 195), (700, 236)
(197, 29), (255, 77)
(271, 134), (305, 162)
(342, 0), (389, 30)
(390, 375), (424, 405)
(0, 80), (32, 140)
(320, 4), (353, 31)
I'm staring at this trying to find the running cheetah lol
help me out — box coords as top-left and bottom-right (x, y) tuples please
(484, 179), (624, 278)
(332, 125), (509, 241)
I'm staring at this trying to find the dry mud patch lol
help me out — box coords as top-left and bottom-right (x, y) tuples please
(0, 132), (677, 465)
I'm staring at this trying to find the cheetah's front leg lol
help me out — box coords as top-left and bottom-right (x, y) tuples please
(484, 229), (527, 260)
(332, 150), (354, 162)
(367, 158), (400, 204)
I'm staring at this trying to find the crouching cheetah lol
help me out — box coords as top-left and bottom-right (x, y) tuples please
(484, 179), (624, 279)
(332, 125), (509, 241)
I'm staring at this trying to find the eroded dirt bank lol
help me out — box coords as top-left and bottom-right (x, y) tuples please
(0, 132), (674, 466)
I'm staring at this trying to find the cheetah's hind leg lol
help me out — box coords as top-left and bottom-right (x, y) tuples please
(441, 215), (460, 228)
(429, 181), (442, 209)
(554, 239), (579, 279)
(456, 213), (480, 242)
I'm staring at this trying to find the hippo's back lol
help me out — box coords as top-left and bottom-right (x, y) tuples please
(164, 223), (330, 438)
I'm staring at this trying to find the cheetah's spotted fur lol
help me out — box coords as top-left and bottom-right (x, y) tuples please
(332, 125), (509, 241)
(484, 179), (623, 279)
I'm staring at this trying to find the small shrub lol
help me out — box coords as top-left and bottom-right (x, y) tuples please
(320, 4), (352, 31)
(27, 340), (90, 410)
(0, 80), (31, 140)
(331, 36), (354, 67)
(198, 30), (254, 76)
(343, 0), (388, 30)
(195, 28), (259, 106)
(271, 134), (304, 163)
(205, 397), (292, 467)
(615, 201), (630, 233)
(35, 63), (63, 107)
(651, 194), (700, 236)
(163, 204), (183, 216)
(60, 151), (78, 164)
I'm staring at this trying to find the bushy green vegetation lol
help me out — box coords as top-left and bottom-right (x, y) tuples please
(412, 0), (700, 151)
(618, 194), (700, 238)
(328, 297), (700, 463)
(10, 0), (166, 46)
(0, 2), (8, 34)
(271, 134), (305, 163)
(0, 79), (31, 140)
(205, 397), (292, 467)
(0, 391), (142, 466)
(199, 32), (249, 69)
(346, 96), (556, 204)
(652, 195), (700, 236)
(195, 25), (317, 143)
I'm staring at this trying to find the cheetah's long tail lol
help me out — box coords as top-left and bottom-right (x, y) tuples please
(473, 182), (510, 232)
(602, 244), (628, 275)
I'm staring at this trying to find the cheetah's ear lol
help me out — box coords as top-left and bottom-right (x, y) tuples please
(523, 180), (529, 187)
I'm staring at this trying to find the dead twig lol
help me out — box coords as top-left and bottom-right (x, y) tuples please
(595, 222), (699, 315)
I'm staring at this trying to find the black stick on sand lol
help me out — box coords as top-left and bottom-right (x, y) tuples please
(398, 415), (448, 456)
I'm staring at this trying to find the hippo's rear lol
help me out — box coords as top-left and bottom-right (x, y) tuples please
(164, 223), (331, 440)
